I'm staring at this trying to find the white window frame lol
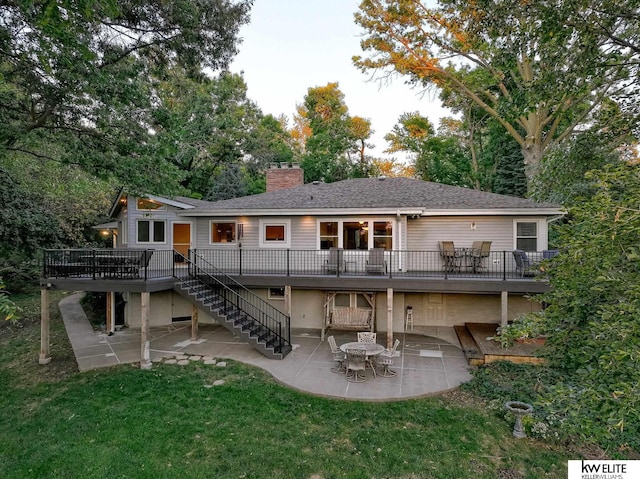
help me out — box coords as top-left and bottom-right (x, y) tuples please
(209, 221), (238, 245)
(267, 287), (286, 300)
(137, 219), (167, 244)
(120, 215), (128, 245)
(513, 218), (546, 252)
(259, 219), (291, 248)
(317, 218), (395, 250)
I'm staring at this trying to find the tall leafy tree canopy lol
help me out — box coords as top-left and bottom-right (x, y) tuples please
(534, 163), (640, 448)
(354, 0), (638, 190)
(0, 0), (252, 193)
(299, 82), (374, 183)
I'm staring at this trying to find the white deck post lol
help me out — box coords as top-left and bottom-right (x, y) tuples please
(140, 292), (152, 369)
(387, 287), (394, 349)
(284, 286), (292, 317)
(191, 304), (199, 341)
(501, 291), (509, 327)
(39, 287), (51, 365)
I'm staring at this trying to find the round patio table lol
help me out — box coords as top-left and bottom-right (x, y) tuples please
(340, 342), (385, 378)
(339, 342), (385, 356)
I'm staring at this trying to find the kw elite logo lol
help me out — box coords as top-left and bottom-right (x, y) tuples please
(568, 460), (639, 479)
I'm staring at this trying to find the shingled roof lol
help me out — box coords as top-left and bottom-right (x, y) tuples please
(178, 177), (561, 216)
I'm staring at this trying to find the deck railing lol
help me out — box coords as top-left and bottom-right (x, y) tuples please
(43, 248), (553, 280)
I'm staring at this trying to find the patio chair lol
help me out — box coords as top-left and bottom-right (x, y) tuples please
(439, 241), (460, 272)
(365, 248), (387, 275)
(345, 348), (368, 382)
(377, 338), (401, 378)
(513, 250), (538, 277)
(357, 331), (377, 343)
(324, 247), (345, 274)
(327, 335), (346, 374)
(470, 241), (491, 272)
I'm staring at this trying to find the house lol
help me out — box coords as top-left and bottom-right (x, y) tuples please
(39, 164), (563, 366)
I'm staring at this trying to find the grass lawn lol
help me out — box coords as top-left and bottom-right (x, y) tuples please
(0, 292), (585, 478)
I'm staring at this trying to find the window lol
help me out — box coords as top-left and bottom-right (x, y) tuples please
(318, 219), (394, 250)
(516, 221), (538, 251)
(137, 220), (166, 243)
(265, 225), (285, 241)
(136, 198), (166, 211)
(343, 221), (368, 250)
(268, 287), (285, 300)
(211, 222), (236, 244)
(373, 221), (393, 249)
(319, 221), (339, 249)
(119, 218), (128, 245)
(259, 219), (290, 248)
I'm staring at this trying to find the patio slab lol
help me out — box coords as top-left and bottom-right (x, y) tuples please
(58, 293), (473, 400)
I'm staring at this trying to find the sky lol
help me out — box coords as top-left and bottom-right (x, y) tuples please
(230, 0), (450, 160)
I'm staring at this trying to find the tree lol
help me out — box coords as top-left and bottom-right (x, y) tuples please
(149, 69), (263, 196)
(206, 162), (248, 201)
(354, 0), (636, 190)
(300, 82), (374, 182)
(385, 112), (473, 187)
(0, 0), (252, 193)
(533, 164), (640, 449)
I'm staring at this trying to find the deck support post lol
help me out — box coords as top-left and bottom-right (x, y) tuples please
(39, 287), (51, 365)
(140, 292), (152, 369)
(501, 291), (508, 327)
(284, 286), (292, 317)
(106, 292), (115, 335)
(386, 287), (394, 349)
(191, 304), (199, 341)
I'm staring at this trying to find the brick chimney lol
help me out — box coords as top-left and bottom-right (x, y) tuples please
(265, 163), (304, 192)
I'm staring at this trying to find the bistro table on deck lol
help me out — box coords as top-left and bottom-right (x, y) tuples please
(340, 341), (385, 377)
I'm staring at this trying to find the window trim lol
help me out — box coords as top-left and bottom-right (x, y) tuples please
(259, 219), (291, 248)
(317, 218), (395, 250)
(209, 220), (237, 245)
(268, 287), (286, 300)
(513, 218), (543, 252)
(120, 215), (128, 245)
(136, 219), (167, 244)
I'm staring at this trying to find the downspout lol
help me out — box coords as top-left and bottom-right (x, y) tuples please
(396, 210), (402, 271)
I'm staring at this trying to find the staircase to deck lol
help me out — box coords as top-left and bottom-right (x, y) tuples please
(173, 256), (292, 360)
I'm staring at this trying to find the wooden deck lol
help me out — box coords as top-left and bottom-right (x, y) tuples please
(455, 322), (545, 366)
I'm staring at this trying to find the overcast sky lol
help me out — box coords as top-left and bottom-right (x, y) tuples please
(230, 0), (450, 160)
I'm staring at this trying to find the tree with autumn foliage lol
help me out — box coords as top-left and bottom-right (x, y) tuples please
(299, 83), (375, 182)
(354, 0), (637, 191)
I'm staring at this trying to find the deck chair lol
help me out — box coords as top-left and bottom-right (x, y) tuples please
(345, 348), (367, 382)
(470, 241), (491, 272)
(357, 331), (377, 343)
(439, 241), (460, 272)
(378, 338), (401, 377)
(324, 247), (344, 274)
(513, 250), (538, 277)
(365, 248), (386, 275)
(327, 335), (346, 373)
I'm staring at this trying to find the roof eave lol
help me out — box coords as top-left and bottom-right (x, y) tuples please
(422, 208), (565, 216)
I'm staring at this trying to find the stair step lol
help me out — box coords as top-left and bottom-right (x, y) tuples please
(172, 275), (291, 360)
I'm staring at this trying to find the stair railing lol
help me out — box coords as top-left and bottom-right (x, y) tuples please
(174, 251), (291, 351)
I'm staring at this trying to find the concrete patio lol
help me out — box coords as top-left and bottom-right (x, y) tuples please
(59, 294), (473, 401)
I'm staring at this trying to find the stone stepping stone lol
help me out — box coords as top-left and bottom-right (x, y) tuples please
(188, 355), (202, 361)
(177, 360), (190, 366)
(216, 361), (227, 368)
(213, 380), (225, 386)
(203, 359), (217, 365)
(165, 359), (177, 364)
(175, 355), (189, 360)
